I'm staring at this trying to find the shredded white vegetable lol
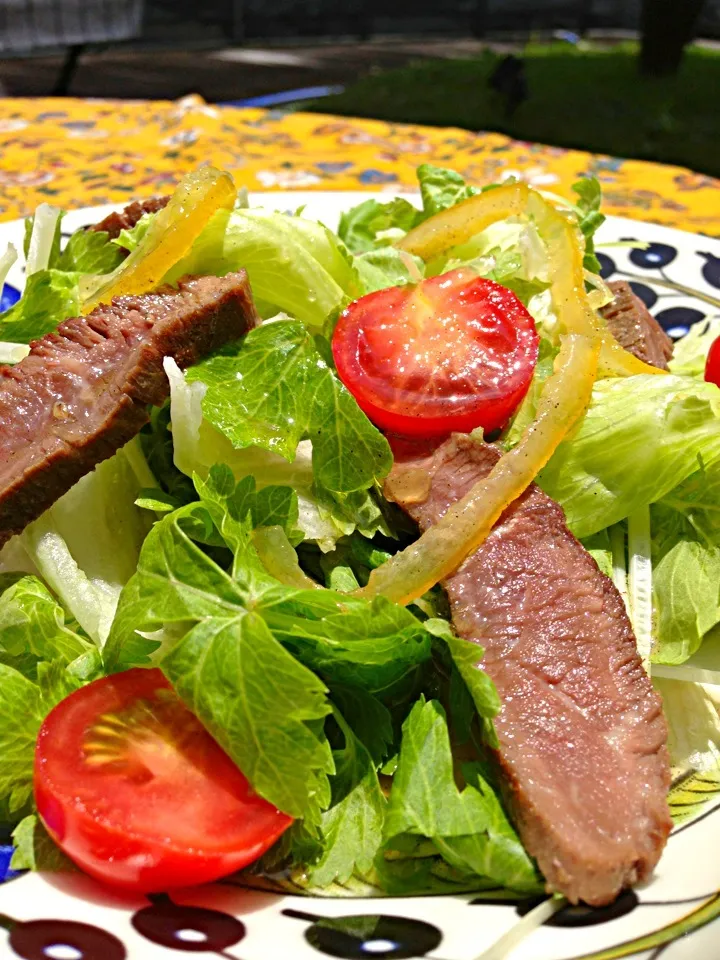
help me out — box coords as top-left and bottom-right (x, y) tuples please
(628, 504), (654, 671)
(25, 203), (62, 276)
(0, 341), (30, 365)
(473, 896), (565, 960)
(610, 523), (630, 616)
(21, 512), (120, 645)
(123, 436), (158, 490)
(0, 242), (18, 291)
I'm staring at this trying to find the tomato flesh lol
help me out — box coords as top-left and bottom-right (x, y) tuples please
(332, 269), (539, 438)
(705, 335), (720, 388)
(34, 668), (292, 892)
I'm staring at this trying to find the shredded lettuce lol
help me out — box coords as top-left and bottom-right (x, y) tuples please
(167, 208), (356, 328)
(0, 243), (18, 291)
(0, 574), (100, 834)
(654, 677), (720, 774)
(538, 375), (720, 539)
(628, 506), (653, 670)
(0, 340), (29, 365)
(25, 204), (62, 276)
(6, 167), (720, 897)
(19, 445), (152, 645)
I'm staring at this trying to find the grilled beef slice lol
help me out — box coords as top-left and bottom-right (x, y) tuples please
(0, 272), (258, 547)
(600, 280), (673, 370)
(89, 196), (170, 242)
(386, 435), (671, 906)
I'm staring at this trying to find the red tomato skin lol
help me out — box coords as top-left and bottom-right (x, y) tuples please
(34, 668), (292, 892)
(332, 270), (539, 438)
(705, 335), (720, 387)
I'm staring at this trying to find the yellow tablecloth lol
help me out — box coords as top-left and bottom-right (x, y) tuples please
(1, 94), (718, 234)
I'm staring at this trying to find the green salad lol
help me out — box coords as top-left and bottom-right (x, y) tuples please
(1, 163), (719, 903)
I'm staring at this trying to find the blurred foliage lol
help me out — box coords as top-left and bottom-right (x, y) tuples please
(306, 42), (720, 178)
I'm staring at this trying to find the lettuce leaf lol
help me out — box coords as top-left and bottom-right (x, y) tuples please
(104, 467), (429, 824)
(57, 228), (124, 275)
(337, 164), (478, 256)
(571, 176), (605, 274)
(353, 248), (424, 294)
(163, 612), (334, 824)
(538, 375), (720, 538)
(0, 665), (44, 823)
(0, 572), (101, 834)
(186, 321), (392, 495)
(0, 269), (80, 343)
(0, 574), (93, 677)
(669, 316), (720, 378)
(653, 677), (720, 775)
(384, 698), (540, 892)
(652, 537), (720, 664)
(20, 443), (153, 645)
(417, 163), (480, 220)
(339, 198), (419, 254)
(167, 208), (356, 328)
(306, 708), (386, 886)
(172, 322), (393, 547)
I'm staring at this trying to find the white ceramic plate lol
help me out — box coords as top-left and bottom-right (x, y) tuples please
(2, 193), (720, 960)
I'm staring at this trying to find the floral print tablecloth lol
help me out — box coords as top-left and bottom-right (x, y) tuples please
(0, 93), (718, 232)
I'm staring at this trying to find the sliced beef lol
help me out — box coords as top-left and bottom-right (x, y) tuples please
(0, 272), (258, 547)
(386, 435), (671, 906)
(88, 196), (170, 242)
(600, 280), (673, 370)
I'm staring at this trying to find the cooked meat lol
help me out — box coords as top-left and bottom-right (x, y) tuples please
(386, 435), (671, 906)
(88, 196), (170, 242)
(0, 272), (258, 547)
(600, 280), (673, 370)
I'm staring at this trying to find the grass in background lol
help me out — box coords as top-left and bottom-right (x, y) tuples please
(306, 42), (720, 177)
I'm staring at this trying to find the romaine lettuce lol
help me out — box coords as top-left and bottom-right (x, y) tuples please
(538, 375), (720, 539)
(167, 208), (355, 328)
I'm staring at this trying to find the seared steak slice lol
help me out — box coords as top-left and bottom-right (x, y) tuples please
(89, 196), (170, 242)
(386, 435), (671, 906)
(600, 280), (673, 370)
(0, 272), (258, 547)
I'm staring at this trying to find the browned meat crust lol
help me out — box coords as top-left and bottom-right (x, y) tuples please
(0, 272), (259, 547)
(600, 280), (673, 370)
(88, 196), (170, 242)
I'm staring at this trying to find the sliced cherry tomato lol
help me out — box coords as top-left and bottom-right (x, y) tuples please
(332, 268), (539, 437)
(34, 668), (291, 892)
(705, 335), (720, 387)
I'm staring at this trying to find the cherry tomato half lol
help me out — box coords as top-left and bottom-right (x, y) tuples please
(34, 668), (292, 892)
(332, 268), (539, 438)
(705, 335), (720, 388)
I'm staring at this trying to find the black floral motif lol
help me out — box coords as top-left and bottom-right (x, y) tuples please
(629, 243), (678, 270)
(596, 252), (616, 280)
(698, 252), (720, 290)
(131, 894), (246, 953)
(283, 909), (442, 959)
(628, 281), (658, 309)
(654, 306), (707, 338)
(5, 918), (126, 960)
